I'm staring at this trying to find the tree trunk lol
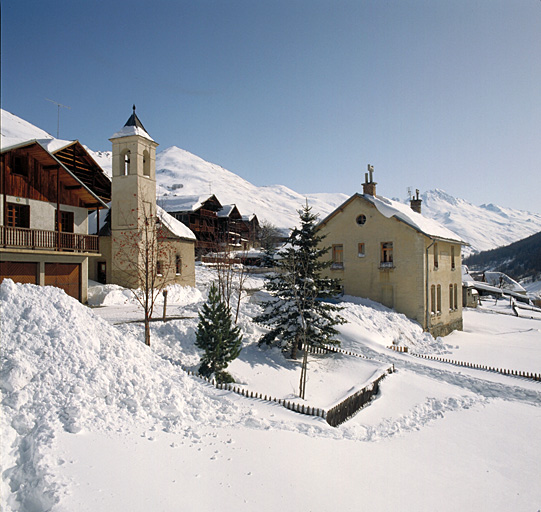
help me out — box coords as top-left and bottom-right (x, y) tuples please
(144, 315), (151, 346)
(291, 335), (299, 359)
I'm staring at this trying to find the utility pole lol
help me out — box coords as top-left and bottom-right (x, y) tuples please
(45, 98), (71, 138)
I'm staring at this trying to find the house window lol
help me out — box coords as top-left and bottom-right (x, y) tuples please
(332, 244), (344, 269)
(437, 285), (442, 313)
(356, 214), (367, 225)
(449, 284), (454, 310)
(175, 255), (182, 275)
(451, 246), (456, 270)
(381, 242), (393, 267)
(431, 285), (436, 314)
(6, 203), (30, 228)
(454, 284), (458, 310)
(12, 155), (27, 177)
(157, 260), (163, 276)
(358, 243), (365, 257)
(434, 243), (439, 269)
(56, 210), (74, 232)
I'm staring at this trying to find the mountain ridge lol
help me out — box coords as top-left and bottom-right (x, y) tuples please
(2, 108), (541, 255)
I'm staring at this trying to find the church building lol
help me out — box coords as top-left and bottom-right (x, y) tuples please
(89, 108), (196, 288)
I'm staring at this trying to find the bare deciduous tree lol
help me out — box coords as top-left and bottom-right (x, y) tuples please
(113, 201), (175, 346)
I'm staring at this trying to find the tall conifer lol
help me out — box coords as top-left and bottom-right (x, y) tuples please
(255, 203), (345, 359)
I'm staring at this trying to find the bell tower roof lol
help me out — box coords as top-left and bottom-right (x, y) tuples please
(110, 105), (155, 142)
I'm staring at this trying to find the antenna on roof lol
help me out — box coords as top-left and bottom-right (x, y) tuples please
(45, 98), (71, 138)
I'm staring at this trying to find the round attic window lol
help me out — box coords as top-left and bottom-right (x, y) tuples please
(356, 214), (367, 225)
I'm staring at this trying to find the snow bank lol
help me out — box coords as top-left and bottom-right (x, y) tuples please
(87, 281), (203, 307)
(0, 279), (258, 510)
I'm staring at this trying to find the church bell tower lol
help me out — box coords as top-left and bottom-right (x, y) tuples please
(110, 106), (159, 287)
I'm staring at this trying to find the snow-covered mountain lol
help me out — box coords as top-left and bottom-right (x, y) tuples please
(409, 189), (541, 256)
(154, 146), (348, 232)
(2, 108), (541, 253)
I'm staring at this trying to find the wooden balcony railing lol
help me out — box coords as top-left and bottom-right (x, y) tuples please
(1, 226), (99, 253)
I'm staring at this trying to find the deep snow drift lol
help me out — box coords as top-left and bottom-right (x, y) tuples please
(1, 268), (540, 511)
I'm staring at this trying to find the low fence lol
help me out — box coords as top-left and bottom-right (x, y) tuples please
(326, 370), (393, 427)
(184, 368), (325, 419)
(387, 345), (409, 353)
(385, 347), (540, 382)
(184, 350), (395, 427)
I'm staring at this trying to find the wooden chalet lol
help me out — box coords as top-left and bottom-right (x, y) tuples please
(217, 204), (249, 250)
(168, 195), (222, 257)
(1, 139), (111, 302)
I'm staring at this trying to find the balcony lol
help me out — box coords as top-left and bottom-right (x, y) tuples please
(1, 226), (99, 253)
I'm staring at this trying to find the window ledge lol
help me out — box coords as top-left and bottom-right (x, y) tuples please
(379, 263), (394, 269)
(331, 263), (344, 270)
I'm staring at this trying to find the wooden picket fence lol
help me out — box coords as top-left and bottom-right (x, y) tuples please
(387, 345), (409, 353)
(183, 347), (395, 427)
(385, 347), (540, 382)
(184, 368), (326, 419)
(325, 369), (393, 427)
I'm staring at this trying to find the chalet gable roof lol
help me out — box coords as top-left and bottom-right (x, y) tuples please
(1, 139), (109, 209)
(163, 194), (223, 213)
(319, 192), (468, 245)
(218, 204), (242, 219)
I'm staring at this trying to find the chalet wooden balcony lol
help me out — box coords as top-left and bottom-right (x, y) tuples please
(1, 226), (99, 253)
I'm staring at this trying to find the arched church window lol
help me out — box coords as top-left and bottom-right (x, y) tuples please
(122, 149), (131, 175)
(143, 150), (150, 177)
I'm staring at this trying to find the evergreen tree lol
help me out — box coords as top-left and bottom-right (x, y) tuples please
(255, 202), (345, 359)
(195, 283), (242, 383)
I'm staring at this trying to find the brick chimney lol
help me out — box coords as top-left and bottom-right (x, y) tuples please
(362, 164), (377, 196)
(410, 189), (422, 213)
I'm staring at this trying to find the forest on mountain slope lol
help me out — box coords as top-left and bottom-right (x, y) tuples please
(463, 231), (541, 281)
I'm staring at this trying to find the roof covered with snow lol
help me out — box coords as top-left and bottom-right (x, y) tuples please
(157, 205), (196, 241)
(88, 203), (195, 241)
(366, 194), (467, 244)
(320, 192), (467, 245)
(110, 107), (155, 142)
(161, 194), (221, 213)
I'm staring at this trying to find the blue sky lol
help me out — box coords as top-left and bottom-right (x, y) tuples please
(2, 0), (540, 213)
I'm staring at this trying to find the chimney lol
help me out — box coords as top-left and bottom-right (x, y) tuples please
(410, 189), (422, 213)
(362, 164), (377, 196)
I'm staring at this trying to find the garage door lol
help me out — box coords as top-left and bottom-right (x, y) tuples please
(0, 261), (38, 285)
(45, 263), (80, 300)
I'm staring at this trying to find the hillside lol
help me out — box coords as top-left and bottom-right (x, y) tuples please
(463, 230), (541, 281)
(3, 108), (541, 252)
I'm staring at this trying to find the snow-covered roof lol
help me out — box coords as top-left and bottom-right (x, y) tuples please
(217, 204), (236, 218)
(88, 203), (196, 241)
(110, 108), (155, 142)
(320, 192), (467, 245)
(365, 194), (467, 244)
(161, 194), (218, 212)
(157, 205), (196, 241)
(109, 124), (155, 142)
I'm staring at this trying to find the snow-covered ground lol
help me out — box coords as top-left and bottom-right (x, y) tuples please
(1, 266), (541, 511)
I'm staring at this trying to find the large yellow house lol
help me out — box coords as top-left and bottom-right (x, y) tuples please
(318, 168), (467, 337)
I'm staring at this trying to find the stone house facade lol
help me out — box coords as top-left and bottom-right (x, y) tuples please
(317, 168), (467, 337)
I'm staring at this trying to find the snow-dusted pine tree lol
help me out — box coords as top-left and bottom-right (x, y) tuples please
(195, 283), (242, 383)
(255, 202), (345, 360)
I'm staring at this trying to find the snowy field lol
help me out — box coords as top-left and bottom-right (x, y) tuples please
(1, 266), (540, 511)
